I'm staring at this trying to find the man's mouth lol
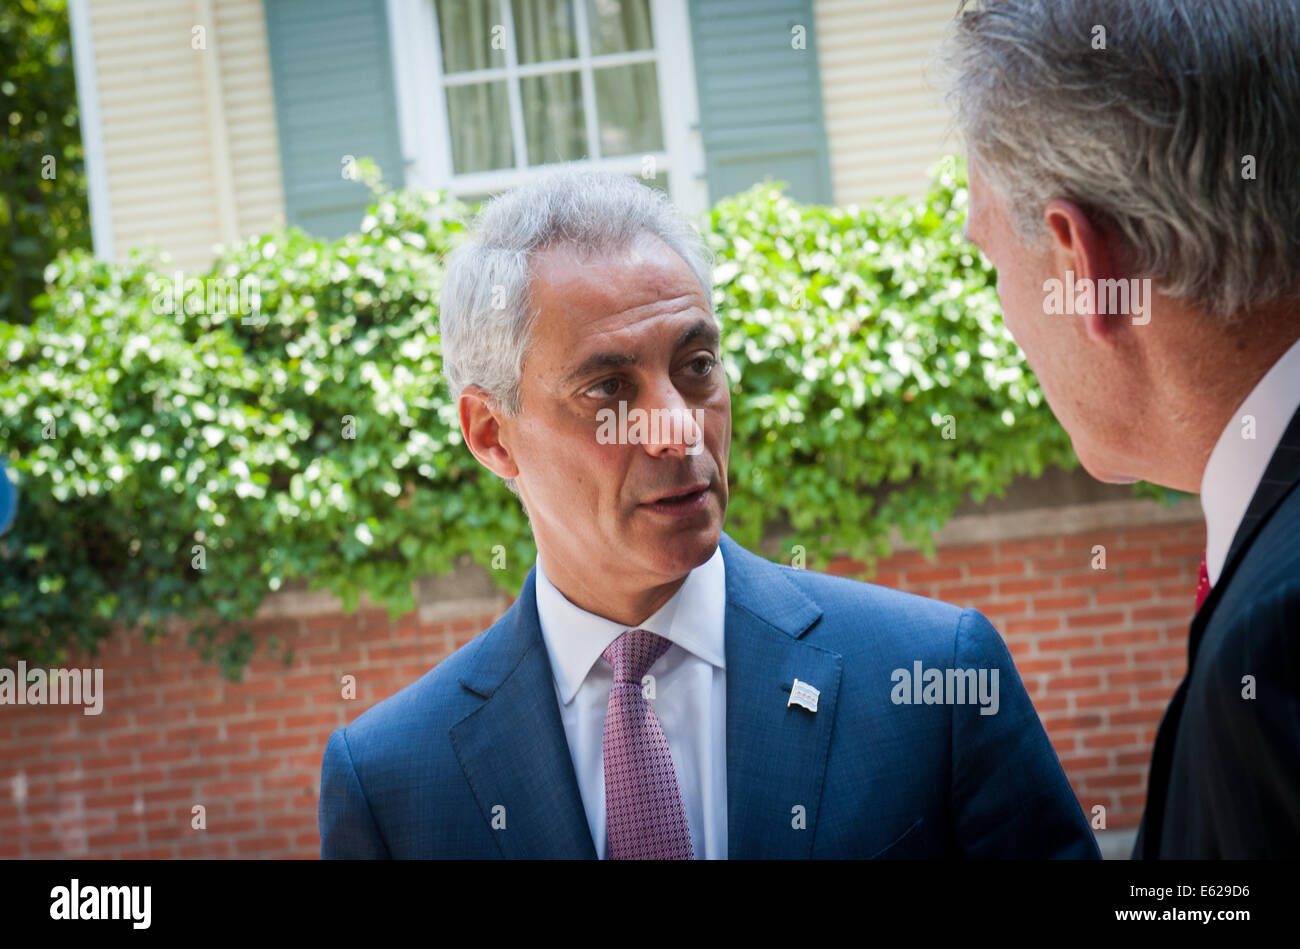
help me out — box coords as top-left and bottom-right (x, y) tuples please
(641, 483), (710, 516)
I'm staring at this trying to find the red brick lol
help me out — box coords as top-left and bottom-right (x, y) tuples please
(283, 711), (340, 730)
(1065, 611), (1125, 628)
(1036, 595), (1090, 612)
(1134, 646), (1186, 663)
(88, 830), (141, 848)
(1100, 628), (1161, 646)
(194, 701), (251, 720)
(105, 731), (162, 751)
(1005, 617), (1061, 634)
(169, 763), (226, 781)
(1124, 566), (1183, 581)
(968, 561), (1026, 579)
(1110, 707), (1167, 726)
(1061, 572), (1120, 589)
(1082, 731), (1140, 749)
(1076, 691), (1132, 709)
(1088, 772), (1143, 787)
(1059, 755), (1111, 772)
(904, 566), (964, 583)
(1138, 687), (1179, 703)
(139, 747), (194, 766)
(1132, 605), (1193, 622)
(1036, 555), (1089, 572)
(1108, 668), (1164, 685)
(1096, 547), (1155, 564)
(998, 538), (1061, 557)
(1117, 750), (1154, 767)
(936, 584), (994, 602)
(257, 734), (314, 753)
(1070, 652), (1128, 669)
(1029, 686), (1071, 707)
(1014, 658), (1064, 674)
(998, 577), (1056, 595)
(1043, 714), (1104, 731)
(1039, 635), (1098, 653)
(235, 835), (290, 855)
(253, 694), (308, 713)
(1046, 674), (1101, 691)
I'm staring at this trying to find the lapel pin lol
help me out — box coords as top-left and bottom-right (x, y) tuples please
(788, 678), (820, 713)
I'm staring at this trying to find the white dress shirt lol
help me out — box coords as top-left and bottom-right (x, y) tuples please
(1200, 335), (1300, 585)
(534, 545), (728, 859)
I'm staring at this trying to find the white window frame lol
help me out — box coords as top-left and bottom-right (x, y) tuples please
(386, 0), (708, 214)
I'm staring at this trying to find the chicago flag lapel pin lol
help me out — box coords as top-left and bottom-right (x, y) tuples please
(788, 678), (820, 713)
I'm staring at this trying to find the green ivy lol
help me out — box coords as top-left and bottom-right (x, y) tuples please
(1, 158), (1171, 679)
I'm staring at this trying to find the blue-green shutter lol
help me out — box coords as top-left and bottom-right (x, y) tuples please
(687, 0), (833, 204)
(263, 0), (405, 236)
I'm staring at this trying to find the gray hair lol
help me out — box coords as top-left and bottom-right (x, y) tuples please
(438, 167), (715, 495)
(938, 0), (1300, 318)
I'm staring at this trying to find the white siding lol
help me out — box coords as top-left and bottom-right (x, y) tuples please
(84, 0), (284, 272)
(813, 0), (959, 203)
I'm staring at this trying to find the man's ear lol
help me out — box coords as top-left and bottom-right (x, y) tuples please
(1043, 198), (1117, 343)
(459, 386), (520, 481)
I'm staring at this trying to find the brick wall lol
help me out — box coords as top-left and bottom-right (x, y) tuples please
(0, 504), (1204, 858)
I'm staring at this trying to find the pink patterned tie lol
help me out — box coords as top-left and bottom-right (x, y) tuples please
(602, 628), (694, 860)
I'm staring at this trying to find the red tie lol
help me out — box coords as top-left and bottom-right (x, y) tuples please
(1194, 555), (1211, 611)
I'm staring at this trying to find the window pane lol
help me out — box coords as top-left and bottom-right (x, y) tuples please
(521, 70), (587, 164)
(446, 82), (515, 173)
(513, 0), (577, 64)
(594, 62), (662, 157)
(586, 0), (653, 55)
(437, 0), (504, 73)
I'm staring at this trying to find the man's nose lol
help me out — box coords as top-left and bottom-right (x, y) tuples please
(641, 381), (704, 458)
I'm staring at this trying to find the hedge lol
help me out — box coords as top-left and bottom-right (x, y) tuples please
(2, 159), (1159, 679)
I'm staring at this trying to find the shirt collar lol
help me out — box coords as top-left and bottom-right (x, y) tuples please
(1200, 334), (1300, 585)
(534, 544), (726, 705)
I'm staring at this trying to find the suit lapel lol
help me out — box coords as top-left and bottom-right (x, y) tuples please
(448, 570), (597, 858)
(1138, 403), (1300, 856)
(1189, 403), (1300, 661)
(720, 535), (840, 858)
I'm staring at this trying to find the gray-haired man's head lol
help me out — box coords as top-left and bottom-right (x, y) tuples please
(941, 0), (1300, 320)
(441, 169), (730, 607)
(940, 0), (1300, 491)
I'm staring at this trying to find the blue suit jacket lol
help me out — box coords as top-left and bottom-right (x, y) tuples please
(320, 533), (1100, 858)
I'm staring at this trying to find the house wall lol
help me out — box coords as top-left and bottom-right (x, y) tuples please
(813, 0), (958, 203)
(0, 492), (1202, 858)
(79, 0), (283, 272)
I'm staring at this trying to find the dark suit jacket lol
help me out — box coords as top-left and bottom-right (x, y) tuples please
(1135, 404), (1300, 857)
(320, 533), (1099, 858)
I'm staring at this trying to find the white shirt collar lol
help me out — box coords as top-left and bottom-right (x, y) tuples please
(534, 544), (726, 705)
(1200, 335), (1300, 585)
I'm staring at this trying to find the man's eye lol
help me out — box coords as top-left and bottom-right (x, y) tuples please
(687, 356), (716, 376)
(584, 378), (622, 399)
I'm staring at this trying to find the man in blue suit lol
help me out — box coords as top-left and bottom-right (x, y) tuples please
(318, 168), (1099, 859)
(943, 0), (1300, 856)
